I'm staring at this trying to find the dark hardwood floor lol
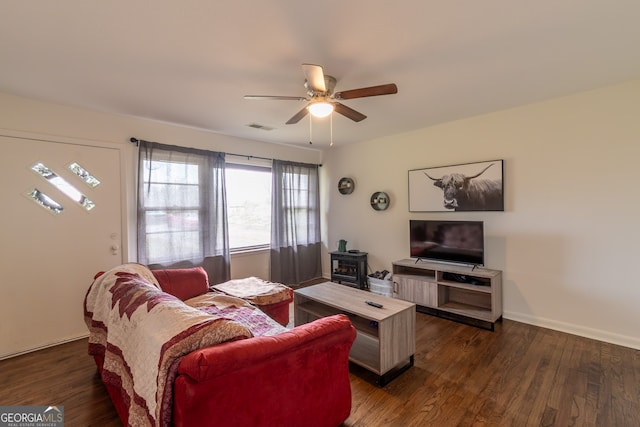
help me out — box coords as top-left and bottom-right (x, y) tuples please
(1, 311), (638, 426)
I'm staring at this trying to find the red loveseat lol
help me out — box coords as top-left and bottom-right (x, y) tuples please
(85, 264), (356, 427)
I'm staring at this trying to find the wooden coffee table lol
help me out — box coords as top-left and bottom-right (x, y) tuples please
(294, 281), (416, 385)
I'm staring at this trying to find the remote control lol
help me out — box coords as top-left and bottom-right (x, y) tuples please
(365, 300), (383, 308)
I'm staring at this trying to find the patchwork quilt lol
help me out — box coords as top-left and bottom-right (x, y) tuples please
(212, 276), (292, 306)
(84, 263), (284, 426)
(185, 292), (288, 336)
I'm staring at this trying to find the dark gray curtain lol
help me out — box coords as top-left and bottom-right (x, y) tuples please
(270, 160), (322, 285)
(137, 141), (230, 284)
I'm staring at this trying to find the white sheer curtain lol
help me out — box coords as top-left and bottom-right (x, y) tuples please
(270, 160), (322, 285)
(137, 141), (230, 284)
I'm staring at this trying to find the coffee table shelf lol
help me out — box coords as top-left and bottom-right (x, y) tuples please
(295, 300), (380, 337)
(294, 281), (416, 385)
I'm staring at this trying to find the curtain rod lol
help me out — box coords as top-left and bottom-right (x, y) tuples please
(129, 137), (322, 167)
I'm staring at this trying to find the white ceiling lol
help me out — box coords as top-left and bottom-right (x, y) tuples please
(1, 1), (639, 148)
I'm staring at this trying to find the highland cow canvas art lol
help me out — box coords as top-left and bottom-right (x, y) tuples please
(408, 160), (504, 212)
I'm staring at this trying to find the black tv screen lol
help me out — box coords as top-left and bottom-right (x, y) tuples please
(410, 220), (484, 266)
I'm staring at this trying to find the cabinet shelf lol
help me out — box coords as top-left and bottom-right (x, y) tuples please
(295, 300), (379, 338)
(350, 333), (381, 373)
(392, 259), (502, 330)
(438, 302), (493, 321)
(437, 280), (493, 293)
(295, 300), (340, 319)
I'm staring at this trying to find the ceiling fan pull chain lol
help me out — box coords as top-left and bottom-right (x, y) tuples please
(309, 113), (313, 144)
(330, 112), (334, 147)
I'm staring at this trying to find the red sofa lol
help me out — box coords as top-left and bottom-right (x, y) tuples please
(86, 264), (356, 427)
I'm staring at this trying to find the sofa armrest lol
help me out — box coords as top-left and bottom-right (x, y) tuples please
(173, 314), (356, 427)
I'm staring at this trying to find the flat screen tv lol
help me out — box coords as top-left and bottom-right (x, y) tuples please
(410, 220), (484, 266)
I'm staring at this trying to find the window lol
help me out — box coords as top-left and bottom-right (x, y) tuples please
(225, 163), (272, 251)
(140, 158), (203, 263)
(137, 141), (230, 283)
(270, 160), (321, 283)
(31, 162), (96, 211)
(281, 169), (317, 243)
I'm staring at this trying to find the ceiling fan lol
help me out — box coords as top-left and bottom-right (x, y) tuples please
(244, 64), (398, 125)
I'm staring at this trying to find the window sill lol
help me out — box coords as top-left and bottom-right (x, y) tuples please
(230, 246), (270, 257)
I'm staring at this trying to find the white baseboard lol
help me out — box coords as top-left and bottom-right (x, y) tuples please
(0, 333), (89, 361)
(503, 311), (640, 351)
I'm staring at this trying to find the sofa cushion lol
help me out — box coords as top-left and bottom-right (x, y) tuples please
(152, 266), (209, 301)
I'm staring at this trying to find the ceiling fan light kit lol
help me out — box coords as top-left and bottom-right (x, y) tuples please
(308, 101), (334, 118)
(245, 63), (398, 127)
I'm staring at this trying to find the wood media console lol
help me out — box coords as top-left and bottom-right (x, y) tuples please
(392, 259), (502, 330)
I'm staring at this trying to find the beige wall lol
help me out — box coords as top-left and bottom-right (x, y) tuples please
(321, 79), (640, 349)
(0, 92), (321, 280)
(3, 79), (639, 352)
(230, 250), (270, 280)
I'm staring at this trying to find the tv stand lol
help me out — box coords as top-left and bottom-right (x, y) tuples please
(392, 259), (502, 330)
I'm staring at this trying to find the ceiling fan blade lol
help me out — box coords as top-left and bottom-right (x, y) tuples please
(286, 105), (310, 124)
(301, 64), (326, 93)
(244, 95), (307, 101)
(334, 102), (367, 122)
(334, 83), (398, 100)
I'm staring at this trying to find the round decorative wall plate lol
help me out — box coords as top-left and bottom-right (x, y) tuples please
(370, 192), (390, 211)
(338, 177), (355, 194)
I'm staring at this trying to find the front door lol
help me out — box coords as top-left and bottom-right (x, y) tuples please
(0, 133), (124, 358)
